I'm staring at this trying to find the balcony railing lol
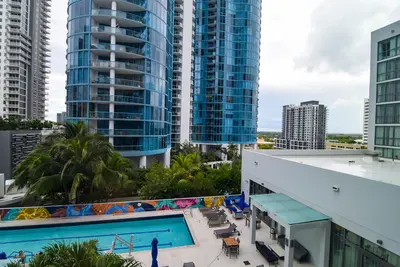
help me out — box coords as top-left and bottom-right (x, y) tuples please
(91, 60), (145, 72)
(91, 77), (144, 88)
(89, 111), (143, 120)
(114, 129), (144, 135)
(91, 43), (145, 56)
(91, 26), (146, 41)
(92, 9), (146, 25)
(90, 94), (144, 104)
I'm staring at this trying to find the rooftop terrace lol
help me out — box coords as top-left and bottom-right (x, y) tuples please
(251, 149), (400, 186)
(0, 207), (315, 267)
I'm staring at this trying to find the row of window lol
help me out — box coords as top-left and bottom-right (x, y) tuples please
(375, 103), (400, 124)
(377, 57), (400, 82)
(375, 126), (400, 147)
(378, 34), (400, 61)
(376, 80), (400, 103)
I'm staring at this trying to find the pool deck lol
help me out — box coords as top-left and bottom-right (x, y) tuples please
(0, 208), (315, 267)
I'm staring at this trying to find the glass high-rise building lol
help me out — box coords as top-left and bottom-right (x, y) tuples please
(192, 0), (261, 151)
(66, 0), (173, 167)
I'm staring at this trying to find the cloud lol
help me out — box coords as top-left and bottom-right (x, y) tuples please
(294, 0), (400, 74)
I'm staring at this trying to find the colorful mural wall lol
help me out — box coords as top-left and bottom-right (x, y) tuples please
(0, 196), (233, 222)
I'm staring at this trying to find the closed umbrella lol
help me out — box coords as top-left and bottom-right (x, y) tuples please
(239, 191), (245, 210)
(151, 238), (158, 267)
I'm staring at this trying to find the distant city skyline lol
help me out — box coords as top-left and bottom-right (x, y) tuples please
(48, 0), (400, 133)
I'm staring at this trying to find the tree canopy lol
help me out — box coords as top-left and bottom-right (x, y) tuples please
(0, 117), (55, 131)
(10, 122), (136, 204)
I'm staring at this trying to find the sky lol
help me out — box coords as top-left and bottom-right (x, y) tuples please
(48, 0), (400, 133)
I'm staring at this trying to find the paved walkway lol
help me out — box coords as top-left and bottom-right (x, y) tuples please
(126, 208), (315, 267)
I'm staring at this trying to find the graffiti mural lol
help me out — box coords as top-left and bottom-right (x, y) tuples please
(0, 195), (234, 222)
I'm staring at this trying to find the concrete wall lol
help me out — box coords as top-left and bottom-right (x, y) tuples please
(242, 150), (400, 256)
(0, 132), (12, 180)
(0, 174), (4, 198)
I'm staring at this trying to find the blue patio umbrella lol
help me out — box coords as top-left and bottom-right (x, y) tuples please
(239, 191), (245, 210)
(151, 238), (159, 267)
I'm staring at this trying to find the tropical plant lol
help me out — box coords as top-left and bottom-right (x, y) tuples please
(171, 141), (199, 157)
(0, 117), (55, 131)
(207, 161), (241, 195)
(7, 240), (142, 267)
(171, 153), (201, 181)
(10, 122), (135, 204)
(140, 162), (176, 199)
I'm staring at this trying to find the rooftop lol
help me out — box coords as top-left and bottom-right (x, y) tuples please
(250, 149), (400, 186)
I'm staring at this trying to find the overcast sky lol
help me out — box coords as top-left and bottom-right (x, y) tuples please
(48, 0), (400, 133)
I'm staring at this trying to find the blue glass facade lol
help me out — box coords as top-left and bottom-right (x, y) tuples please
(66, 0), (173, 156)
(192, 0), (261, 144)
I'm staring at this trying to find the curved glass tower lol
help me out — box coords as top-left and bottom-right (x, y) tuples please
(192, 0), (261, 146)
(66, 0), (173, 166)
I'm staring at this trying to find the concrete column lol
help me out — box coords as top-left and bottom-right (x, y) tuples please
(111, 1), (117, 10)
(284, 227), (294, 267)
(250, 205), (257, 244)
(319, 222), (331, 267)
(164, 148), (171, 167)
(139, 156), (147, 168)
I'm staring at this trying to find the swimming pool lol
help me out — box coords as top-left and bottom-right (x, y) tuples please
(0, 215), (194, 259)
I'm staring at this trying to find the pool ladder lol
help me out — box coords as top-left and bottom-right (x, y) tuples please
(110, 234), (134, 255)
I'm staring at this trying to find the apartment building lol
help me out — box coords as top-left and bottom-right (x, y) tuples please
(65, 0), (174, 167)
(171, 0), (194, 148)
(275, 101), (327, 150)
(368, 20), (400, 159)
(191, 0), (261, 152)
(0, 0), (50, 120)
(363, 98), (369, 144)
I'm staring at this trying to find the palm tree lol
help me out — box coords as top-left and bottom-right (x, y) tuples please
(7, 240), (142, 267)
(171, 153), (201, 181)
(10, 122), (134, 204)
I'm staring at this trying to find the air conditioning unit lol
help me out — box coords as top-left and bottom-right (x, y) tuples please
(0, 174), (4, 199)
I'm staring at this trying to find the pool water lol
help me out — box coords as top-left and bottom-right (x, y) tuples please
(0, 215), (194, 259)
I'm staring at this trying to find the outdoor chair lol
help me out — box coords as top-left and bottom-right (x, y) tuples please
(214, 223), (237, 238)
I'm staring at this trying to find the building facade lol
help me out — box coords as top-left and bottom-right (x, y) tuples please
(56, 112), (66, 124)
(171, 0), (194, 148)
(363, 98), (369, 144)
(368, 20), (400, 159)
(65, 0), (174, 167)
(242, 149), (400, 267)
(191, 0), (261, 150)
(0, 0), (50, 120)
(275, 101), (327, 150)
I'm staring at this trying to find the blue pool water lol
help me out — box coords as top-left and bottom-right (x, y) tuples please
(0, 215), (194, 259)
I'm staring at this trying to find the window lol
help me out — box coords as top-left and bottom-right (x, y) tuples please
(378, 34), (400, 61)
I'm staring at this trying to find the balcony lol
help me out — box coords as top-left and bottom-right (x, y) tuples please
(174, 39), (182, 47)
(114, 145), (143, 151)
(174, 4), (183, 12)
(91, 60), (145, 74)
(114, 129), (144, 136)
(91, 26), (146, 43)
(91, 77), (144, 89)
(92, 9), (146, 27)
(174, 21), (183, 29)
(174, 12), (183, 21)
(91, 43), (145, 58)
(89, 111), (143, 120)
(92, 0), (146, 11)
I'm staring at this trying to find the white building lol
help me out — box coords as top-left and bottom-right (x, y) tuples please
(368, 20), (400, 159)
(242, 149), (400, 267)
(171, 0), (194, 148)
(275, 101), (327, 150)
(363, 98), (369, 144)
(0, 0), (50, 120)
